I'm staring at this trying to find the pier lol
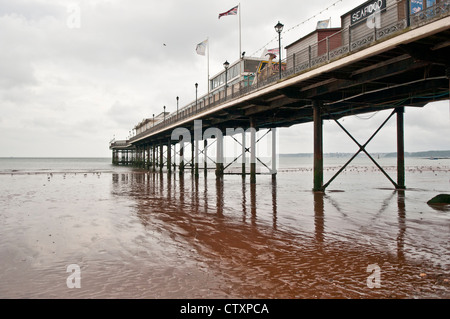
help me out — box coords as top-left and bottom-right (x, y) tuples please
(110, 0), (450, 191)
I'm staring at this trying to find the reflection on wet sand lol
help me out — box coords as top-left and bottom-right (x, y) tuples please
(397, 190), (406, 263)
(314, 192), (325, 246)
(111, 171), (449, 298)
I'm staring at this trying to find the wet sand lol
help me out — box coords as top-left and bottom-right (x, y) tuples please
(0, 159), (449, 298)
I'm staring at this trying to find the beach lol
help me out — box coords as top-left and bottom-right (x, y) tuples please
(0, 157), (449, 298)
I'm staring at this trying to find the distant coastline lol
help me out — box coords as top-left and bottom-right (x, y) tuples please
(279, 150), (450, 159)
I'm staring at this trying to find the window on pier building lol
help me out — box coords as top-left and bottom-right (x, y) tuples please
(411, 0), (439, 13)
(209, 58), (263, 92)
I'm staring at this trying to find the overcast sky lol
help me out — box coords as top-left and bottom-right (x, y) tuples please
(0, 0), (449, 157)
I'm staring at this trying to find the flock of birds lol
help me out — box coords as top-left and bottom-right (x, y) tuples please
(40, 171), (103, 183)
(275, 165), (449, 174)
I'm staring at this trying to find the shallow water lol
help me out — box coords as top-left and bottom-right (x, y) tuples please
(0, 157), (449, 298)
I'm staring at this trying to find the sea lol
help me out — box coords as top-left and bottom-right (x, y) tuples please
(0, 156), (448, 299)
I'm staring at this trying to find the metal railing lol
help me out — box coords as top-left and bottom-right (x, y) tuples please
(410, 0), (450, 27)
(128, 0), (449, 143)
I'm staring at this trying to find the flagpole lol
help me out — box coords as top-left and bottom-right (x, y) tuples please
(239, 3), (242, 59)
(238, 3), (242, 81)
(207, 37), (210, 96)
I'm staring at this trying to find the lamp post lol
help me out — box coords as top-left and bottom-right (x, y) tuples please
(163, 106), (166, 123)
(274, 21), (284, 80)
(152, 113), (155, 127)
(176, 96), (179, 120)
(195, 83), (198, 113)
(223, 60), (229, 99)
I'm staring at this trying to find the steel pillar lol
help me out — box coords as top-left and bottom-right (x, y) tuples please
(179, 137), (184, 175)
(194, 138), (199, 178)
(147, 145), (150, 169)
(167, 139), (172, 173)
(250, 118), (256, 184)
(152, 144), (156, 172)
(242, 131), (246, 177)
(159, 142), (163, 172)
(204, 139), (208, 176)
(142, 146), (146, 168)
(271, 128), (277, 177)
(189, 141), (193, 174)
(313, 101), (324, 192)
(215, 130), (224, 179)
(396, 107), (405, 189)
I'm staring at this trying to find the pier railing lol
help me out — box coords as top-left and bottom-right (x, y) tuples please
(110, 139), (132, 149)
(129, 0), (449, 143)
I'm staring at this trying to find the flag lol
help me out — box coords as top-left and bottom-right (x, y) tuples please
(218, 5), (238, 19)
(316, 18), (330, 29)
(261, 48), (279, 59)
(196, 39), (208, 56)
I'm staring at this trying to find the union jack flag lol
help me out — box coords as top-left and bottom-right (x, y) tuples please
(218, 5), (238, 19)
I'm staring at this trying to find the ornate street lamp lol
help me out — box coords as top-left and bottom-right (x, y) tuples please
(195, 83), (198, 112)
(274, 21), (284, 79)
(223, 60), (229, 99)
(176, 96), (179, 120)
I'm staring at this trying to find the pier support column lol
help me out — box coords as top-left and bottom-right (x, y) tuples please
(191, 141), (194, 174)
(173, 143), (177, 172)
(167, 139), (172, 173)
(313, 101), (324, 192)
(250, 118), (256, 184)
(142, 146), (146, 168)
(194, 138), (199, 178)
(204, 139), (208, 176)
(242, 131), (246, 177)
(160, 142), (164, 172)
(147, 145), (150, 170)
(396, 107), (405, 189)
(271, 128), (277, 178)
(179, 137), (185, 175)
(152, 144), (156, 172)
(215, 130), (224, 179)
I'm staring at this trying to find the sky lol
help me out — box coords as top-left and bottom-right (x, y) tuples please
(0, 0), (449, 157)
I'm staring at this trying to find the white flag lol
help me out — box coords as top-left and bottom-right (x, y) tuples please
(196, 39), (208, 56)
